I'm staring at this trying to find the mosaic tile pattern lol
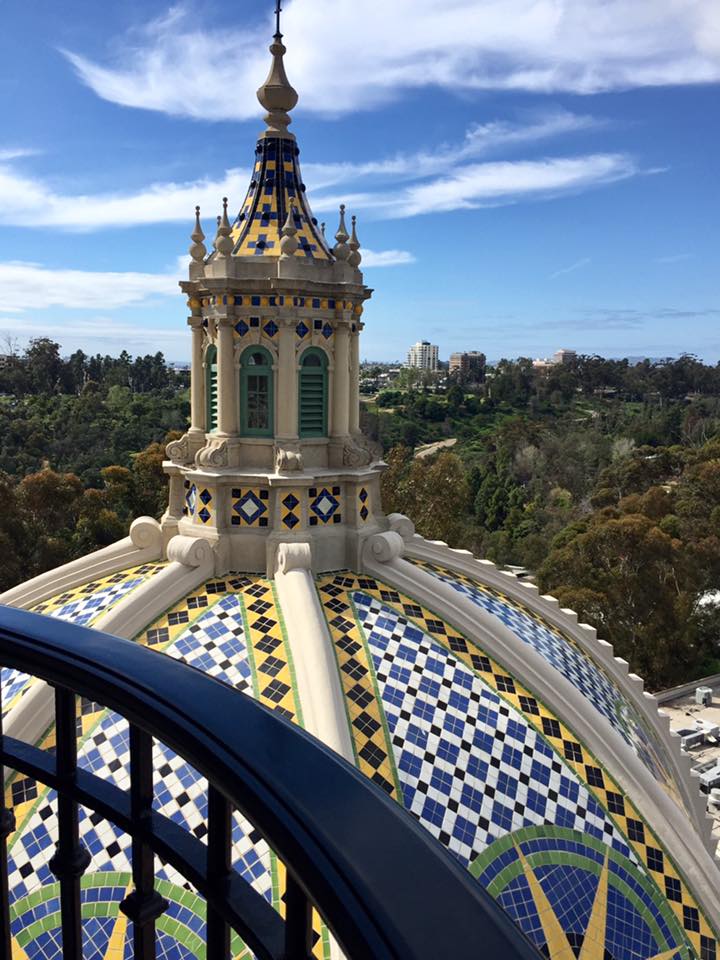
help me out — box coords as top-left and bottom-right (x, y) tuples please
(472, 827), (690, 960)
(232, 487), (269, 527)
(4, 575), (323, 959)
(230, 137), (331, 260)
(413, 560), (679, 800)
(308, 486), (342, 526)
(194, 487), (213, 525)
(183, 480), (196, 518)
(315, 573), (719, 956)
(2, 563), (165, 719)
(280, 489), (302, 530)
(357, 486), (370, 523)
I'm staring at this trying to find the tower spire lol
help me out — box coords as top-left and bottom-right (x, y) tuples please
(257, 2), (298, 138)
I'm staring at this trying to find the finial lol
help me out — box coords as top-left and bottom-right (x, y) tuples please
(189, 205), (207, 262)
(256, 8), (298, 139)
(215, 199), (233, 258)
(320, 221), (326, 236)
(280, 201), (299, 259)
(333, 204), (350, 261)
(348, 214), (362, 268)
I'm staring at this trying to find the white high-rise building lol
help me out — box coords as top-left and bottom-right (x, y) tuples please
(406, 340), (439, 371)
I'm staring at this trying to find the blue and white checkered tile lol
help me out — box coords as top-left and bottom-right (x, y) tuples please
(163, 593), (253, 694)
(49, 577), (146, 627)
(1, 667), (35, 717)
(418, 566), (674, 790)
(352, 593), (635, 869)
(6, 594), (274, 909)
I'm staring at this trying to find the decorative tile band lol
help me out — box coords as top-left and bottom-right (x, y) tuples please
(315, 572), (718, 956)
(281, 489), (302, 531)
(308, 486), (342, 526)
(232, 487), (269, 527)
(357, 486), (370, 523)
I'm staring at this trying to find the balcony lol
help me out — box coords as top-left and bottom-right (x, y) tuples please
(0, 606), (539, 959)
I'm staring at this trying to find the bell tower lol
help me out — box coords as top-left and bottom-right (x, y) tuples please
(162, 12), (383, 575)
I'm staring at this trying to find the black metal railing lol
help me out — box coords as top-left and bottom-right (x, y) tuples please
(0, 605), (540, 960)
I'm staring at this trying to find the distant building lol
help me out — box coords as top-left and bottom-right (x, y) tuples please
(449, 351), (486, 382)
(406, 340), (439, 371)
(552, 348), (577, 365)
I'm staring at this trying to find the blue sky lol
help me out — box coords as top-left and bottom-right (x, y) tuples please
(0, 0), (718, 363)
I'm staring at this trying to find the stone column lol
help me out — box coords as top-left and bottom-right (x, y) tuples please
(277, 318), (298, 438)
(216, 316), (238, 437)
(188, 316), (206, 434)
(349, 324), (361, 434)
(332, 322), (350, 437)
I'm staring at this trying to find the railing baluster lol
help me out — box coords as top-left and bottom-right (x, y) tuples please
(206, 784), (232, 960)
(120, 725), (168, 960)
(284, 872), (313, 960)
(48, 686), (91, 960)
(1, 673), (16, 960)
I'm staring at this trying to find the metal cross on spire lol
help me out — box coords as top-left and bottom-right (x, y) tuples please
(274, 0), (282, 38)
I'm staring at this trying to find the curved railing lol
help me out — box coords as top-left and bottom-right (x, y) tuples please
(0, 606), (540, 960)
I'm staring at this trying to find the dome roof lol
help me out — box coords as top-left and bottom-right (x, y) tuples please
(3, 528), (719, 959)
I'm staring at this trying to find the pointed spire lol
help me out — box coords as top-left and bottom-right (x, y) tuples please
(189, 206), (207, 262)
(348, 214), (362, 268)
(333, 204), (350, 261)
(215, 197), (233, 257)
(280, 201), (299, 258)
(256, 5), (298, 139)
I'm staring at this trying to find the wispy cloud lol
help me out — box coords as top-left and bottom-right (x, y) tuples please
(0, 261), (179, 313)
(549, 257), (591, 279)
(62, 0), (720, 122)
(361, 249), (416, 267)
(0, 147), (41, 162)
(0, 145), (642, 228)
(656, 253), (693, 263)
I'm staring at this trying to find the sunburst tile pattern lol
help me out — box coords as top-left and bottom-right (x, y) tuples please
(315, 572), (719, 958)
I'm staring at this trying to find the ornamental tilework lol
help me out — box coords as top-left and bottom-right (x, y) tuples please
(314, 573), (718, 956)
(1, 563), (166, 720)
(232, 487), (269, 527)
(472, 827), (690, 960)
(308, 486), (342, 526)
(413, 560), (678, 801)
(183, 480), (196, 517)
(4, 576), (320, 960)
(357, 486), (370, 523)
(230, 137), (331, 261)
(281, 489), (302, 530)
(195, 487), (213, 525)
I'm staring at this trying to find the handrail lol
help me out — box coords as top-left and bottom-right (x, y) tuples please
(0, 606), (541, 960)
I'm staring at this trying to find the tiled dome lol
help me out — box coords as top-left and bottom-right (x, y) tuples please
(3, 549), (718, 959)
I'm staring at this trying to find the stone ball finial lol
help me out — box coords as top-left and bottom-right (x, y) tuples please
(333, 204), (350, 261)
(189, 205), (207, 262)
(257, 35), (298, 138)
(348, 214), (362, 268)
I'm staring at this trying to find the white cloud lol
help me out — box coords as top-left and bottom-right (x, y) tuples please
(549, 256), (591, 279)
(0, 147), (41, 162)
(361, 249), (415, 267)
(656, 252), (693, 263)
(0, 261), (179, 313)
(63, 0), (720, 121)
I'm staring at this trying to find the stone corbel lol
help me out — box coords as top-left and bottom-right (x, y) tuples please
(274, 440), (304, 473)
(166, 431), (205, 465)
(342, 435), (375, 467)
(362, 531), (404, 565)
(166, 535), (214, 568)
(275, 541), (312, 575)
(387, 513), (416, 539)
(129, 517), (163, 552)
(195, 439), (229, 467)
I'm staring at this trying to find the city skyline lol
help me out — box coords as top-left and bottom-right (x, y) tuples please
(0, 1), (718, 361)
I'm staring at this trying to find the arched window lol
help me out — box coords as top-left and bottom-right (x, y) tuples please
(240, 346), (274, 437)
(299, 348), (328, 438)
(205, 344), (218, 432)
